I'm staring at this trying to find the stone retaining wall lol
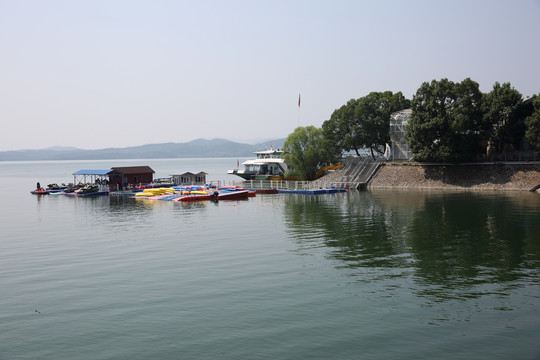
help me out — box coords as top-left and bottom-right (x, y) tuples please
(368, 163), (540, 191)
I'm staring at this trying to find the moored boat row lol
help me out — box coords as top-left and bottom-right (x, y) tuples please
(30, 158), (347, 200)
(133, 185), (252, 202)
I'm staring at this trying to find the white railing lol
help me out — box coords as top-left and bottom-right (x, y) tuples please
(207, 179), (312, 190)
(210, 157), (385, 191)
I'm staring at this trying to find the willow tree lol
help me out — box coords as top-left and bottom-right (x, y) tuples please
(283, 126), (339, 181)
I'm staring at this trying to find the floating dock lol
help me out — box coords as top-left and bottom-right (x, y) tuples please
(109, 188), (346, 197)
(277, 188), (347, 195)
(64, 191), (110, 197)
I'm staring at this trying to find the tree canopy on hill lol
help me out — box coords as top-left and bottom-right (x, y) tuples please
(322, 91), (410, 159)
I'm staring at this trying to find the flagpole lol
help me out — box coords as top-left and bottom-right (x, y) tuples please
(297, 93), (301, 128)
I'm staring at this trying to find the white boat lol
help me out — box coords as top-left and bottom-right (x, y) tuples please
(227, 147), (289, 180)
(217, 189), (250, 200)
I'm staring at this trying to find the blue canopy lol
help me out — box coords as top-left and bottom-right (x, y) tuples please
(72, 169), (112, 176)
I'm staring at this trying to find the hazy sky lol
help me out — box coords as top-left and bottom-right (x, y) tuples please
(1, 0), (539, 151)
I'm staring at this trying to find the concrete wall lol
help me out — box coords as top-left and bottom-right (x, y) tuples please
(368, 163), (540, 192)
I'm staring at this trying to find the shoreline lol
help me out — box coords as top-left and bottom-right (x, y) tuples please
(368, 162), (540, 192)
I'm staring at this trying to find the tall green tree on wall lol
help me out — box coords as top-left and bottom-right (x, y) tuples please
(355, 91), (411, 159)
(525, 94), (540, 153)
(482, 82), (525, 153)
(323, 91), (410, 159)
(406, 78), (484, 162)
(322, 99), (362, 155)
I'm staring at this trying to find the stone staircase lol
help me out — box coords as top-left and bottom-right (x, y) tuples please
(308, 157), (383, 190)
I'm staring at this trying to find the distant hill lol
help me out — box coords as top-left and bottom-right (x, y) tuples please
(0, 138), (286, 161)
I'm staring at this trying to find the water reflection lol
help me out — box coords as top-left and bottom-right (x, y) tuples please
(284, 190), (540, 302)
(107, 195), (155, 214)
(406, 191), (540, 302)
(108, 195), (220, 224)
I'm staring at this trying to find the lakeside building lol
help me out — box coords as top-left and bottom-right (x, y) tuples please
(109, 166), (155, 188)
(171, 172), (207, 186)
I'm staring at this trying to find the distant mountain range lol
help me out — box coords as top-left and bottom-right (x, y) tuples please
(0, 138), (286, 161)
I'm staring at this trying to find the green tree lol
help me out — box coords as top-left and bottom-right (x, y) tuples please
(355, 91), (410, 159)
(323, 91), (410, 159)
(406, 78), (484, 162)
(525, 94), (540, 152)
(283, 126), (339, 181)
(322, 99), (362, 155)
(482, 82), (525, 153)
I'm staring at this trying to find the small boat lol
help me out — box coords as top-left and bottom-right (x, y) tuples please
(174, 194), (213, 202)
(135, 188), (177, 198)
(75, 185), (99, 194)
(217, 189), (250, 200)
(49, 191), (65, 195)
(48, 189), (65, 194)
(32, 181), (47, 195)
(31, 189), (49, 195)
(47, 183), (67, 191)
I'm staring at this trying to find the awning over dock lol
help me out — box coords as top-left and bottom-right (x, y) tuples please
(69, 167), (155, 188)
(72, 169), (113, 184)
(72, 170), (113, 176)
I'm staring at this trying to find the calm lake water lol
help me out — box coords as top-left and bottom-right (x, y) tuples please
(1, 159), (539, 360)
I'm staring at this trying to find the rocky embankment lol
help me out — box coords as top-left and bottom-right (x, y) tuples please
(368, 163), (540, 192)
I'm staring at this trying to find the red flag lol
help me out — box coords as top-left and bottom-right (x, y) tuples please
(298, 93), (301, 108)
